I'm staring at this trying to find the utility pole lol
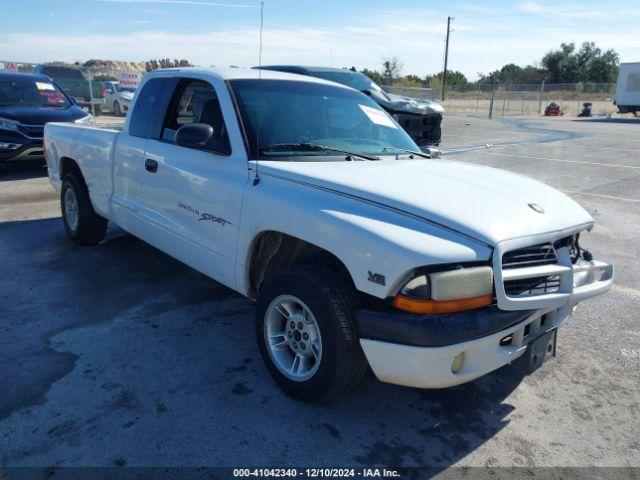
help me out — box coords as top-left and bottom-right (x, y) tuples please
(489, 84), (495, 119)
(537, 80), (545, 114)
(441, 16), (453, 101)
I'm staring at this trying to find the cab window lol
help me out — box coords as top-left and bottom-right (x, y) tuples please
(162, 79), (231, 155)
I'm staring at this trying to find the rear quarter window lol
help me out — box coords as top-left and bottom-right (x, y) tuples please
(129, 78), (175, 139)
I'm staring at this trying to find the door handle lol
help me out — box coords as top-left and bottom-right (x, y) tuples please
(145, 158), (158, 173)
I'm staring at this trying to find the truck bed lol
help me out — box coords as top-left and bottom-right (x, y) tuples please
(44, 122), (120, 219)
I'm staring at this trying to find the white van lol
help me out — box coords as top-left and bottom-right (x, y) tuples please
(614, 62), (640, 116)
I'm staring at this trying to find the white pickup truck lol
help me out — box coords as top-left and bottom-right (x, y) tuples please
(45, 67), (613, 401)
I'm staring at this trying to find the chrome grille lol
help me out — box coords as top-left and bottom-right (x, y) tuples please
(502, 243), (557, 270)
(504, 274), (561, 296)
(502, 243), (561, 297)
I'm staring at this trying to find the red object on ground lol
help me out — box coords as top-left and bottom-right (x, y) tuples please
(544, 103), (565, 116)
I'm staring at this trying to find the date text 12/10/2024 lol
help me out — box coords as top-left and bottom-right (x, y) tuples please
(233, 469), (401, 478)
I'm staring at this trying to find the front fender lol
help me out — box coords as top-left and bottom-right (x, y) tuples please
(236, 174), (492, 299)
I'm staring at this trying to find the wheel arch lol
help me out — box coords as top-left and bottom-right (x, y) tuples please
(245, 230), (355, 301)
(60, 156), (83, 182)
(58, 156), (107, 217)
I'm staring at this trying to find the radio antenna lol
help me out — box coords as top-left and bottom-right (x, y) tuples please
(253, 0), (264, 187)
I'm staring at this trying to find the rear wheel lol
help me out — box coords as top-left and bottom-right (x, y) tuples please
(256, 266), (367, 402)
(61, 172), (107, 246)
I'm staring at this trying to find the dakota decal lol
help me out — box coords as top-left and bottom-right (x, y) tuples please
(198, 213), (232, 226)
(177, 202), (232, 226)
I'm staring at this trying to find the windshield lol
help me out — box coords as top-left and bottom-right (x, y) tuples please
(0, 77), (71, 108)
(116, 85), (136, 93)
(230, 79), (418, 161)
(311, 70), (388, 99)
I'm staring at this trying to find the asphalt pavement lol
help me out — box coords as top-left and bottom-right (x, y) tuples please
(1, 113), (638, 472)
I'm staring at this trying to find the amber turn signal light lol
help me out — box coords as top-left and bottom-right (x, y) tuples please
(392, 294), (492, 314)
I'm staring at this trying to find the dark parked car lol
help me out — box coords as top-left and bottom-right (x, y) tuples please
(255, 66), (444, 146)
(32, 64), (104, 112)
(0, 72), (93, 163)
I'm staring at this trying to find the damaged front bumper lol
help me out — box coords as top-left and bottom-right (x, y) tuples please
(357, 253), (613, 389)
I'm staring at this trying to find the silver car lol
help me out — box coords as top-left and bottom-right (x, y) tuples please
(102, 81), (135, 116)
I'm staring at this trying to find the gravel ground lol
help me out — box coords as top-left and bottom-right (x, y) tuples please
(1, 113), (639, 473)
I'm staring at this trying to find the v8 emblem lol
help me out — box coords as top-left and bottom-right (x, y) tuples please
(367, 271), (386, 286)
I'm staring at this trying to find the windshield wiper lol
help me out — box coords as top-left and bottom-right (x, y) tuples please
(259, 143), (379, 161)
(380, 146), (432, 159)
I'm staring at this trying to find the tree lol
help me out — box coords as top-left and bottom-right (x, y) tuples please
(519, 65), (547, 84)
(542, 43), (580, 83)
(381, 55), (403, 84)
(472, 41), (618, 86)
(499, 63), (524, 83)
(425, 70), (468, 88)
(476, 63), (546, 85)
(542, 42), (618, 83)
(399, 74), (423, 87)
(361, 68), (384, 85)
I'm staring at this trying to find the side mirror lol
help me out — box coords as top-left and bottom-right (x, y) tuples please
(361, 89), (372, 96)
(175, 123), (214, 149)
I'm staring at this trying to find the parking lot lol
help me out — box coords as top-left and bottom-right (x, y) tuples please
(1, 113), (639, 471)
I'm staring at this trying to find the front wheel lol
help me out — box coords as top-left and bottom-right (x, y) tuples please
(113, 102), (121, 116)
(256, 266), (367, 402)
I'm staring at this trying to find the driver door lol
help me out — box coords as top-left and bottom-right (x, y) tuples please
(137, 77), (247, 289)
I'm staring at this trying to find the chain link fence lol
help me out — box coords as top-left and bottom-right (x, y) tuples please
(448, 82), (616, 116)
(383, 82), (617, 117)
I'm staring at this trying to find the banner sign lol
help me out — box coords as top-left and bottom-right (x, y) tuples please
(117, 71), (143, 89)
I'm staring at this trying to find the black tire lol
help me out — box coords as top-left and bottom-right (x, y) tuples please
(113, 102), (121, 116)
(61, 172), (107, 246)
(256, 265), (368, 402)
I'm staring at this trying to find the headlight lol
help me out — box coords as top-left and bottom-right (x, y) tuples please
(393, 266), (493, 314)
(0, 117), (20, 132)
(74, 114), (95, 126)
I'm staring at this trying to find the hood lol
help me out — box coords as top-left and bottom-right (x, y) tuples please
(376, 91), (445, 115)
(259, 159), (593, 246)
(119, 92), (134, 101)
(0, 105), (88, 125)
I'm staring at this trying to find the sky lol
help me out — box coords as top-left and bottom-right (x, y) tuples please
(1, 0), (639, 80)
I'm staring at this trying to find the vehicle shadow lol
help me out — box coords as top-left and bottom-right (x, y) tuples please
(1, 216), (525, 471)
(0, 159), (48, 181)
(339, 357), (524, 471)
(573, 117), (640, 124)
